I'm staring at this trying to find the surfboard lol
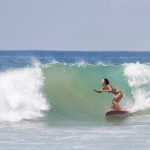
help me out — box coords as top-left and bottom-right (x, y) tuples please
(105, 110), (129, 117)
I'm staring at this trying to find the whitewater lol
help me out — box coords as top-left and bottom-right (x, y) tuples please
(0, 51), (150, 150)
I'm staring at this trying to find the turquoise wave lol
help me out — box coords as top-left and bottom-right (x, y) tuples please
(0, 61), (149, 123)
(43, 63), (132, 123)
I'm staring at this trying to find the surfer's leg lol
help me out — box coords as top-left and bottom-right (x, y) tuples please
(112, 92), (123, 110)
(112, 100), (121, 110)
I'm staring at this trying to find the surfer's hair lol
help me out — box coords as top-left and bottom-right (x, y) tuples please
(104, 78), (109, 85)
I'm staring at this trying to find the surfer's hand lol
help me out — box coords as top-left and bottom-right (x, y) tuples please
(98, 90), (102, 93)
(93, 89), (102, 93)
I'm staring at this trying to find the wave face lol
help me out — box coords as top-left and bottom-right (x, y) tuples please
(1, 61), (150, 123)
(41, 62), (150, 123)
(43, 63), (116, 122)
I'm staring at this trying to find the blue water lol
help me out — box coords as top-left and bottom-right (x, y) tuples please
(1, 51), (150, 69)
(0, 50), (150, 150)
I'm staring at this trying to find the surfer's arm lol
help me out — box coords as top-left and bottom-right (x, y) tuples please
(93, 85), (113, 93)
(101, 89), (112, 92)
(100, 85), (113, 93)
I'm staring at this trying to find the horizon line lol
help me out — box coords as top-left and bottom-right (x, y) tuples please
(0, 49), (149, 52)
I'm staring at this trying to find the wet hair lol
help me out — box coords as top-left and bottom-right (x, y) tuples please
(104, 78), (109, 85)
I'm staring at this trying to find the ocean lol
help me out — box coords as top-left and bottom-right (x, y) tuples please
(0, 50), (150, 149)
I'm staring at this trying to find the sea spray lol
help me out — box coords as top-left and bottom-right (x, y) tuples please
(0, 63), (49, 122)
(124, 62), (150, 112)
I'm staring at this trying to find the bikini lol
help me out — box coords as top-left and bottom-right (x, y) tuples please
(110, 85), (122, 95)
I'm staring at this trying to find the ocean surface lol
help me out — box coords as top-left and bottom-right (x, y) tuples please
(0, 50), (150, 149)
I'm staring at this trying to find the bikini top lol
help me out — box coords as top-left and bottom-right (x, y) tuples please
(109, 85), (118, 94)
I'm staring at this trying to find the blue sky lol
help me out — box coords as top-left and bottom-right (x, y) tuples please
(0, 0), (150, 51)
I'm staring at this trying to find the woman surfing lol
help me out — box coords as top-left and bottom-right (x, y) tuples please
(94, 78), (123, 111)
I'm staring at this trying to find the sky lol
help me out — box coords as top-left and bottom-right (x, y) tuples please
(0, 0), (150, 51)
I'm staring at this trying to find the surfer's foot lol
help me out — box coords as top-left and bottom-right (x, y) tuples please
(115, 108), (122, 111)
(114, 106), (122, 111)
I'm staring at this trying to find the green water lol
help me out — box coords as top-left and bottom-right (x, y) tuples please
(43, 64), (130, 124)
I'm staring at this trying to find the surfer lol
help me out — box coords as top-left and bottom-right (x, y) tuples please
(94, 78), (123, 110)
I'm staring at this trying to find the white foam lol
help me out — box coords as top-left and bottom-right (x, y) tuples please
(130, 89), (150, 112)
(124, 62), (150, 112)
(70, 60), (88, 67)
(96, 61), (107, 66)
(51, 59), (59, 64)
(0, 63), (49, 122)
(124, 62), (150, 88)
(77, 60), (87, 67)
